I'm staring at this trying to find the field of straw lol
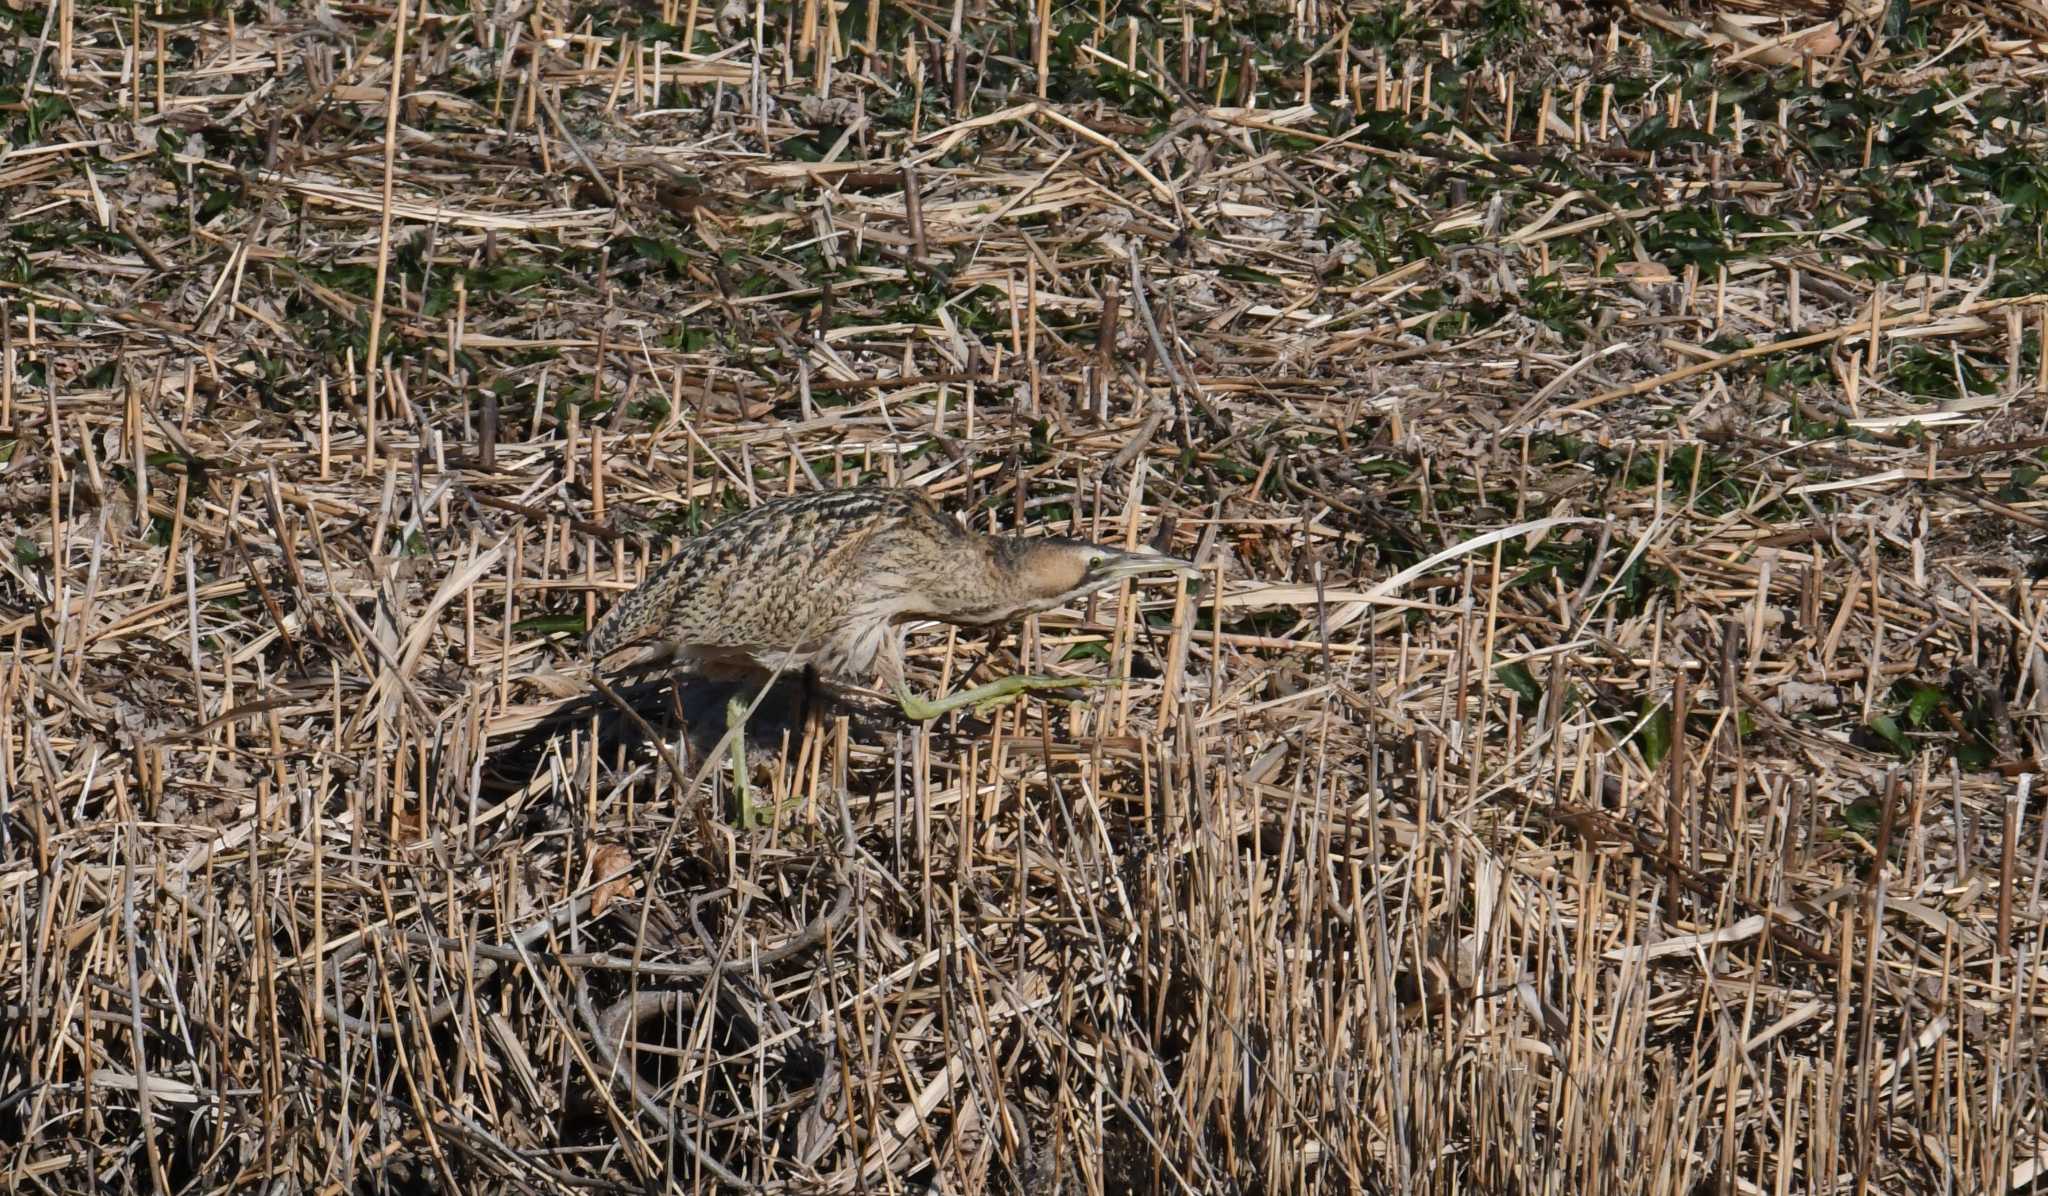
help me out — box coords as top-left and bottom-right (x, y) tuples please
(5, 0), (2048, 1192)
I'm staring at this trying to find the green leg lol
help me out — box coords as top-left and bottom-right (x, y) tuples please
(727, 692), (764, 828)
(897, 674), (1103, 721)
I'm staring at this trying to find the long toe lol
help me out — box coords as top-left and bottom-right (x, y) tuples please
(899, 674), (1103, 721)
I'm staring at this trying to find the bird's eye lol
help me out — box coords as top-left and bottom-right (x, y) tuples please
(1087, 555), (1106, 570)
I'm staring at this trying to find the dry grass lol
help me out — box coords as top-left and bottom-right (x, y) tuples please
(4, 0), (2048, 1192)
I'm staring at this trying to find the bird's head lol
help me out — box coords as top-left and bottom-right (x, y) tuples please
(995, 537), (1201, 617)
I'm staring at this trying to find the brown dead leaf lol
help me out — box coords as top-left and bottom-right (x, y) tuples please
(589, 843), (635, 918)
(1713, 15), (1843, 66)
(391, 802), (427, 845)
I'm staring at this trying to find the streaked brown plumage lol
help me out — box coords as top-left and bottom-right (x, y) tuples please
(588, 485), (1196, 718)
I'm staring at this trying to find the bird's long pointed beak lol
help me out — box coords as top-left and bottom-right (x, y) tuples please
(1094, 548), (1202, 585)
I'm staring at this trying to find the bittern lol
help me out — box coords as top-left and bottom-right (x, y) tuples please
(587, 485), (1198, 722)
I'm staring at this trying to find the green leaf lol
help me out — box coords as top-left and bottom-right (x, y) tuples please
(513, 614), (589, 636)
(1903, 683), (1944, 728)
(1217, 264), (1284, 285)
(1999, 463), (2042, 502)
(473, 265), (550, 294)
(1841, 797), (1884, 835)
(1635, 698), (1672, 768)
(1495, 661), (1540, 705)
(1866, 714), (1913, 757)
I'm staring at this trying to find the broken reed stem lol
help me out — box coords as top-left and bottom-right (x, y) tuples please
(363, 0), (411, 473)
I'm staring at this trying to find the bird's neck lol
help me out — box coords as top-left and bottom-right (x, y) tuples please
(901, 535), (1027, 626)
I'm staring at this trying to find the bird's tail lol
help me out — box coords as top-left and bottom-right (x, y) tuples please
(585, 588), (670, 666)
(584, 604), (626, 664)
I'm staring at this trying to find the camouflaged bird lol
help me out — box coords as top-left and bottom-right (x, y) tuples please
(587, 485), (1197, 719)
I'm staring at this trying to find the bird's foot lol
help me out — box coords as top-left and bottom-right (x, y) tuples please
(726, 693), (767, 828)
(898, 674), (1103, 722)
(724, 690), (813, 828)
